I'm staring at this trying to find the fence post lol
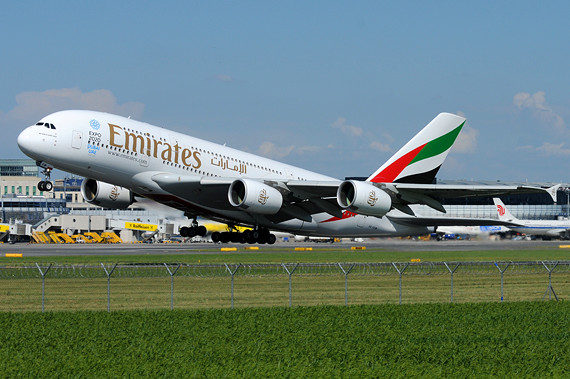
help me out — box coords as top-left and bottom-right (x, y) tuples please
(541, 261), (559, 301)
(392, 262), (409, 305)
(494, 262), (511, 302)
(282, 263), (299, 307)
(444, 262), (461, 303)
(225, 263), (241, 309)
(338, 263), (355, 306)
(101, 263), (117, 312)
(35, 263), (52, 313)
(164, 263), (181, 310)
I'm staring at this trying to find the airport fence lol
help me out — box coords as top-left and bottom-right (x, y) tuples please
(0, 261), (568, 312)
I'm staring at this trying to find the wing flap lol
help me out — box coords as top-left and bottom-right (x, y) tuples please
(285, 180), (342, 198)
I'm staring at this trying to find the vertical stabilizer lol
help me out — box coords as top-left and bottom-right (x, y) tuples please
(493, 198), (518, 223)
(367, 113), (466, 184)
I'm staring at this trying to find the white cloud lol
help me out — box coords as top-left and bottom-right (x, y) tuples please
(332, 117), (363, 137)
(295, 145), (323, 155)
(452, 125), (478, 153)
(369, 141), (391, 152)
(1, 88), (145, 158)
(447, 111), (478, 154)
(2, 88), (144, 123)
(518, 142), (570, 156)
(513, 91), (565, 131)
(215, 74), (234, 82)
(257, 142), (326, 159)
(258, 141), (295, 159)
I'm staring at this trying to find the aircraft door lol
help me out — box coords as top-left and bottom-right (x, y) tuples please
(72, 130), (83, 149)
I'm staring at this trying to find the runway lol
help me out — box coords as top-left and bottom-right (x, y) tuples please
(0, 239), (565, 257)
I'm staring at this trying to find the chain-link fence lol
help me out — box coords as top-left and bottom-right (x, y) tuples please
(1, 261), (568, 312)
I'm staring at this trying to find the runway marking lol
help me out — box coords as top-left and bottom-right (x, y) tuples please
(5, 253), (23, 258)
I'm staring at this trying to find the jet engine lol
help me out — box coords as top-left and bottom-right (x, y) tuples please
(81, 179), (134, 209)
(337, 180), (392, 217)
(228, 179), (283, 215)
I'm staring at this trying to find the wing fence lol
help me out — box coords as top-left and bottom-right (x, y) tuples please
(0, 261), (568, 312)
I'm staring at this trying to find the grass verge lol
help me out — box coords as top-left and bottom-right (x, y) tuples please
(0, 302), (567, 377)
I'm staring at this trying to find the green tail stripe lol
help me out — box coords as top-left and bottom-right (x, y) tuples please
(410, 122), (464, 165)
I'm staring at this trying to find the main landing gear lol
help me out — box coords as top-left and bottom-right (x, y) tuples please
(37, 166), (53, 192)
(211, 228), (276, 245)
(179, 220), (207, 238)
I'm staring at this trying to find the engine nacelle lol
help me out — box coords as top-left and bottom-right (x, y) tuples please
(337, 180), (392, 217)
(228, 179), (283, 215)
(81, 179), (134, 209)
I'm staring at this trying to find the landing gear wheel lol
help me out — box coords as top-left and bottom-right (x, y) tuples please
(197, 225), (207, 237)
(37, 181), (53, 192)
(267, 234), (276, 245)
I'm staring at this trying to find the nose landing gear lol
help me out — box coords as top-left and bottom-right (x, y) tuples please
(37, 166), (53, 192)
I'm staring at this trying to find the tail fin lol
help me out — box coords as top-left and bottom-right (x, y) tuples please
(367, 113), (466, 184)
(493, 198), (518, 222)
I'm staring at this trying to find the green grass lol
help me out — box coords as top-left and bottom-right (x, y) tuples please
(0, 302), (568, 377)
(1, 268), (568, 311)
(1, 245), (568, 265)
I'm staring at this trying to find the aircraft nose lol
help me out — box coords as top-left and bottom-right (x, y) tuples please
(17, 126), (36, 157)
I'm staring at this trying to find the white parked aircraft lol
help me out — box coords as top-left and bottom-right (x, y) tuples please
(17, 110), (548, 244)
(434, 225), (509, 239)
(493, 198), (570, 239)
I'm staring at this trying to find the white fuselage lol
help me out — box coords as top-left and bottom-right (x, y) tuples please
(508, 221), (570, 237)
(18, 110), (431, 237)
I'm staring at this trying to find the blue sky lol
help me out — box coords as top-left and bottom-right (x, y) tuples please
(1, 1), (569, 182)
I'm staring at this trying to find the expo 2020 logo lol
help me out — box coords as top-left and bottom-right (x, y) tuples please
(90, 119), (100, 130)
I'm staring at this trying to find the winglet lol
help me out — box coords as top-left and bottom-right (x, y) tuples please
(367, 113), (466, 184)
(546, 184), (561, 203)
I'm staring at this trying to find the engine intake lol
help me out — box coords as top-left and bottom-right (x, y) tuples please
(337, 180), (391, 217)
(81, 179), (134, 209)
(228, 179), (283, 215)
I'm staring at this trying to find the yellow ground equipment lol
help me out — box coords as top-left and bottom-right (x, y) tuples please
(100, 232), (122, 243)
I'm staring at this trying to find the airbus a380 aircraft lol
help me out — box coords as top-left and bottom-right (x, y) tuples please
(18, 110), (548, 244)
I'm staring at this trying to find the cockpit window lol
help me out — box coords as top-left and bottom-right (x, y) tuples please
(36, 122), (56, 129)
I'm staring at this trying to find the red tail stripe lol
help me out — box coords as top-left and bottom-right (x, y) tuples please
(370, 143), (426, 183)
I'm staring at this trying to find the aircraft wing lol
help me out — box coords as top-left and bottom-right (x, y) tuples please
(388, 215), (519, 227)
(382, 183), (554, 215)
(150, 173), (551, 221)
(389, 183), (550, 198)
(149, 174), (345, 221)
